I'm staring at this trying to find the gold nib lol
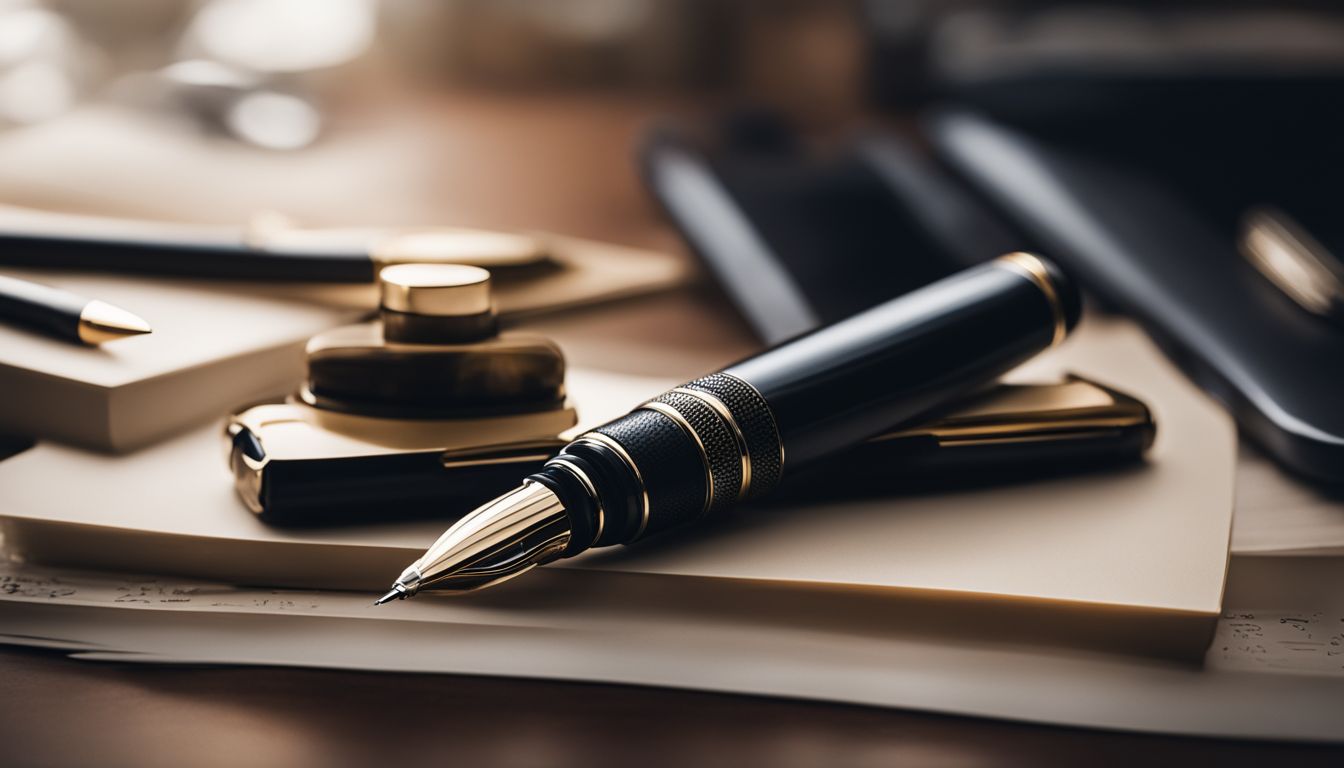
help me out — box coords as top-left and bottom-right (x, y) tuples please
(77, 300), (152, 345)
(376, 481), (571, 602)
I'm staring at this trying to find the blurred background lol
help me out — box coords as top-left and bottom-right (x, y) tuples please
(1, 0), (1338, 229)
(1, 0), (1337, 226)
(3, 0), (1344, 470)
(0, 0), (875, 238)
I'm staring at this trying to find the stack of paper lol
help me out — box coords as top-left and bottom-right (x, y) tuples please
(0, 321), (1237, 661)
(9, 318), (1342, 741)
(1, 554), (1342, 741)
(1233, 449), (1344, 556)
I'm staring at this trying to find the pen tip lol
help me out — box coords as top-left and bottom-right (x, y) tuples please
(78, 300), (152, 345)
(374, 588), (404, 606)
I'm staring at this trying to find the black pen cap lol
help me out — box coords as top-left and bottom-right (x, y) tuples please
(726, 251), (1081, 467)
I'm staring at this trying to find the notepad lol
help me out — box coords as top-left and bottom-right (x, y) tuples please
(0, 272), (362, 452)
(0, 321), (1236, 660)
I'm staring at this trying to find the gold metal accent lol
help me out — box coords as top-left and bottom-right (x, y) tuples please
(400, 480), (571, 594)
(575, 432), (651, 541)
(721, 373), (786, 474)
(671, 387), (751, 500)
(378, 263), (493, 317)
(548, 457), (605, 546)
(1241, 207), (1344, 319)
(639, 401), (715, 518)
(77, 300), (152, 345)
(935, 430), (1120, 448)
(439, 439), (566, 469)
(369, 229), (546, 269)
(872, 376), (1151, 448)
(224, 419), (267, 515)
(995, 252), (1066, 347)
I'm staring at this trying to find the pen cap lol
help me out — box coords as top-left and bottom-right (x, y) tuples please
(378, 263), (497, 343)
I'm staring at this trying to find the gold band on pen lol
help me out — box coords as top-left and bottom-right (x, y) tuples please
(996, 252), (1067, 347)
(639, 401), (716, 518)
(721, 372), (787, 475)
(547, 457), (605, 546)
(574, 432), (651, 541)
(671, 386), (752, 500)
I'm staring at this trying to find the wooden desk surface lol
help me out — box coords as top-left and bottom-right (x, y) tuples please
(3, 647), (1342, 768)
(1, 90), (1341, 767)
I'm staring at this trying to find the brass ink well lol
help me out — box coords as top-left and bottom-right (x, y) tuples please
(227, 264), (576, 524)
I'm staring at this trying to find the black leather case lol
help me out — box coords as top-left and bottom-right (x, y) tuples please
(931, 109), (1344, 483)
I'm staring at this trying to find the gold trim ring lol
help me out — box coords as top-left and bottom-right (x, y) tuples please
(725, 372), (787, 475)
(574, 432), (651, 541)
(670, 387), (752, 500)
(996, 252), (1066, 347)
(639, 401), (715, 518)
(547, 457), (605, 546)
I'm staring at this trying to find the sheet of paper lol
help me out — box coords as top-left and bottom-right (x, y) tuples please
(1207, 555), (1344, 675)
(1230, 448), (1344, 556)
(1, 555), (1341, 742)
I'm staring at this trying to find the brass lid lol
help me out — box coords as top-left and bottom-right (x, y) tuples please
(379, 263), (492, 317)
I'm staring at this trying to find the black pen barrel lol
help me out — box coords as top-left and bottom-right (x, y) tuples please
(539, 253), (1080, 550)
(728, 253), (1080, 466)
(0, 274), (88, 342)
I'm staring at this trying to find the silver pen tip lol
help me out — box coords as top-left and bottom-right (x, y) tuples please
(399, 481), (573, 595)
(373, 587), (405, 606)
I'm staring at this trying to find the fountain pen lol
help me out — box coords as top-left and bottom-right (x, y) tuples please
(376, 252), (1081, 603)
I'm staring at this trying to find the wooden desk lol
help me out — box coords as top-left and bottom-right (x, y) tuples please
(2, 646), (1339, 767)
(1, 90), (1340, 767)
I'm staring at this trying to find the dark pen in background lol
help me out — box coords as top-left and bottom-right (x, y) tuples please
(0, 273), (151, 346)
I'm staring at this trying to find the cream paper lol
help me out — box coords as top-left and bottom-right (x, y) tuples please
(0, 555), (1340, 742)
(0, 320), (1237, 659)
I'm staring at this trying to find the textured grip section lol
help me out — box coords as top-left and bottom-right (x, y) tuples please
(651, 391), (742, 516)
(684, 373), (783, 498)
(595, 409), (705, 538)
